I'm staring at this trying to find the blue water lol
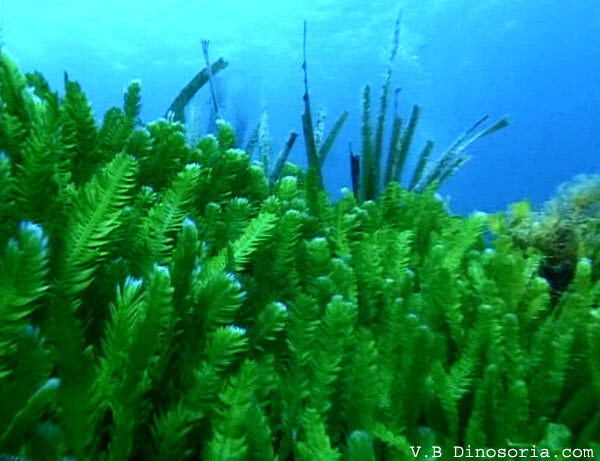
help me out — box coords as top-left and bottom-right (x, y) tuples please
(2, 0), (599, 213)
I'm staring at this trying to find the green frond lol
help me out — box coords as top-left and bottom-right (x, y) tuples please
(251, 302), (288, 350)
(209, 210), (277, 275)
(152, 401), (197, 460)
(0, 54), (30, 130)
(441, 213), (485, 272)
(373, 69), (392, 192)
(387, 314), (436, 436)
(0, 110), (28, 160)
(244, 393), (276, 461)
(329, 257), (359, 305)
(187, 326), (249, 409)
(97, 276), (145, 397)
(360, 84), (374, 201)
(140, 119), (192, 190)
(287, 294), (321, 367)
(301, 236), (332, 283)
(528, 319), (574, 418)
(194, 271), (245, 329)
(0, 378), (59, 454)
(106, 266), (173, 461)
(464, 364), (499, 445)
(217, 118), (236, 151)
(352, 234), (384, 324)
(431, 361), (465, 441)
(223, 197), (253, 241)
(45, 300), (95, 458)
(538, 423), (571, 452)
(297, 408), (341, 461)
(310, 296), (356, 416)
(414, 115), (509, 192)
(589, 321), (600, 401)
(371, 423), (412, 459)
(0, 222), (49, 364)
(578, 412), (600, 447)
(59, 153), (136, 299)
(0, 325), (52, 435)
(194, 143), (257, 205)
(346, 330), (383, 432)
(170, 216), (200, 308)
(95, 107), (134, 163)
(207, 361), (275, 461)
(60, 80), (99, 183)
(0, 156), (16, 249)
(393, 104), (421, 184)
(501, 379), (530, 441)
(26, 71), (60, 117)
(142, 164), (200, 269)
(123, 80), (141, 122)
(125, 128), (153, 162)
(329, 201), (354, 261)
(347, 430), (376, 461)
(318, 110), (349, 168)
(409, 140), (434, 191)
(300, 24), (323, 190)
(207, 326), (249, 371)
(271, 209), (304, 299)
(381, 229), (413, 282)
(15, 103), (66, 231)
(383, 115), (402, 186)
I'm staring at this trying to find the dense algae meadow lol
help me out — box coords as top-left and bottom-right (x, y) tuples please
(1, 40), (600, 461)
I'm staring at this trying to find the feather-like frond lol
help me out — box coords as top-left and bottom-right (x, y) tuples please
(59, 153), (136, 299)
(0, 223), (49, 368)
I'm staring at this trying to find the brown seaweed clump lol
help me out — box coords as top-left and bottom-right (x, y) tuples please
(506, 174), (600, 296)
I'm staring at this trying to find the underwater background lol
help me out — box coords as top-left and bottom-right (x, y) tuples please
(3, 0), (599, 213)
